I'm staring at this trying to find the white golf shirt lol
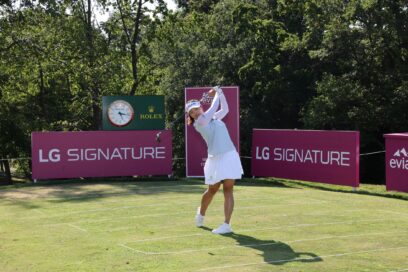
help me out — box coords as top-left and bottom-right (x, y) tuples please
(193, 90), (235, 157)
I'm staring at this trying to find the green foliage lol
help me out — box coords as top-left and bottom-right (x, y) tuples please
(1, 0), (407, 182)
(302, 74), (372, 131)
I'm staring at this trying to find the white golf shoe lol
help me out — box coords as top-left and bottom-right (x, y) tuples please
(195, 207), (204, 227)
(212, 223), (233, 234)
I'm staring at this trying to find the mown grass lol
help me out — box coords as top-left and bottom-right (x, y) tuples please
(0, 178), (407, 271)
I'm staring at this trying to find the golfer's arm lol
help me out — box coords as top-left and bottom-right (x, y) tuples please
(197, 92), (220, 126)
(214, 92), (228, 120)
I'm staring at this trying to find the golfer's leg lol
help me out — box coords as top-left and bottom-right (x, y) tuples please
(223, 179), (235, 224)
(200, 182), (221, 216)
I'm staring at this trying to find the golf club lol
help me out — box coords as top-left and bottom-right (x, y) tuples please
(155, 112), (185, 143)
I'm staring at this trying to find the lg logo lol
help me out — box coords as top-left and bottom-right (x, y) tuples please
(39, 149), (61, 163)
(255, 147), (270, 160)
(255, 146), (351, 166)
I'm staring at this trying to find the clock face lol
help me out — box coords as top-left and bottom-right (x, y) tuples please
(107, 100), (134, 127)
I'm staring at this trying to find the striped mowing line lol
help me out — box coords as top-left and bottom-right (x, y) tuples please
(32, 209), (46, 215)
(41, 202), (326, 226)
(66, 223), (88, 232)
(118, 243), (153, 254)
(14, 195), (294, 220)
(1, 186), (205, 203)
(197, 246), (408, 271)
(123, 218), (394, 244)
(126, 209), (376, 233)
(40, 185), (206, 201)
(236, 218), (394, 233)
(9, 209), (373, 236)
(378, 210), (408, 217)
(129, 233), (205, 243)
(100, 194), (328, 204)
(3, 184), (186, 201)
(119, 230), (408, 255)
(388, 269), (408, 272)
(43, 205), (273, 226)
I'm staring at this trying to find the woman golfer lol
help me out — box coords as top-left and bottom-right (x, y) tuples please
(185, 86), (243, 234)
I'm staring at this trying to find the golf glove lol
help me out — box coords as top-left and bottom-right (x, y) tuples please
(213, 86), (223, 95)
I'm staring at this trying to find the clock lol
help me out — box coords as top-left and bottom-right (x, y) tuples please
(107, 100), (134, 127)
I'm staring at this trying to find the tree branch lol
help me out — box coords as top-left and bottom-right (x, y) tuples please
(79, 0), (88, 24)
(116, 0), (132, 45)
(132, 0), (143, 44)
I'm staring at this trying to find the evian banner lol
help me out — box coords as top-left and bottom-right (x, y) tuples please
(384, 133), (408, 193)
(185, 86), (240, 177)
(32, 130), (172, 180)
(252, 129), (360, 187)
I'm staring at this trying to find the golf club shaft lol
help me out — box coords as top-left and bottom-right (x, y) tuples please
(156, 88), (217, 142)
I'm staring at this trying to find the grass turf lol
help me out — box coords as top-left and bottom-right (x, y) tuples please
(0, 178), (407, 271)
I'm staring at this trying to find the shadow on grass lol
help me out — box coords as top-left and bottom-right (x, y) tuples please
(201, 227), (322, 267)
(3, 176), (405, 211)
(235, 177), (407, 201)
(46, 181), (206, 204)
(0, 178), (207, 207)
(3, 199), (42, 210)
(280, 179), (408, 201)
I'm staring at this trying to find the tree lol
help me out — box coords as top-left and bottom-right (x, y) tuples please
(301, 0), (408, 182)
(147, 0), (307, 174)
(110, 0), (167, 95)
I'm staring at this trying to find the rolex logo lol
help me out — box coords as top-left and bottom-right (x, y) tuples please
(140, 105), (163, 120)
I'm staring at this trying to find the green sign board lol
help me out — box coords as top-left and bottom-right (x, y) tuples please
(102, 96), (165, 130)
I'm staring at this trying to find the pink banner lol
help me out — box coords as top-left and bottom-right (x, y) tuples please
(384, 133), (408, 193)
(252, 129), (360, 187)
(32, 130), (172, 180)
(185, 86), (240, 177)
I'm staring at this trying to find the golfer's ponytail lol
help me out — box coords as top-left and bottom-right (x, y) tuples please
(185, 99), (200, 126)
(187, 115), (195, 125)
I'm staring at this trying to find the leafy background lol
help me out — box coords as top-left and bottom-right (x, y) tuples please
(1, 0), (407, 183)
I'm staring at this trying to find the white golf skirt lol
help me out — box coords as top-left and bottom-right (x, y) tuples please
(204, 149), (244, 185)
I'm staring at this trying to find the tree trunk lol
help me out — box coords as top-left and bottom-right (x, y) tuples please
(91, 87), (101, 130)
(117, 0), (143, 96)
(2, 160), (12, 184)
(129, 0), (143, 96)
(85, 0), (101, 130)
(130, 42), (138, 95)
(38, 62), (48, 121)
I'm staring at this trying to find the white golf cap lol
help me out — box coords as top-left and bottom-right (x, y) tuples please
(185, 100), (201, 113)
